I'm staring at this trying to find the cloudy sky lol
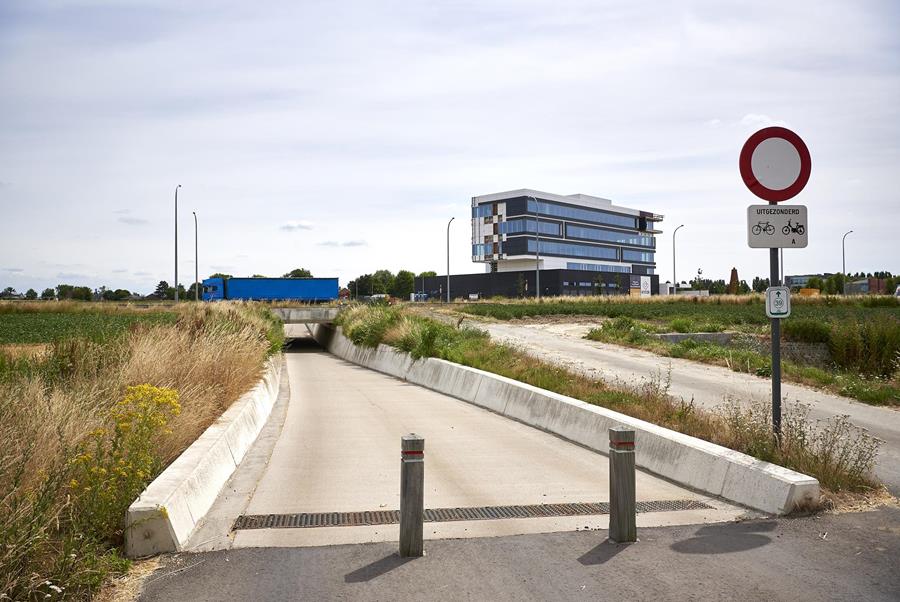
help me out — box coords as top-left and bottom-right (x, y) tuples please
(1, 0), (898, 294)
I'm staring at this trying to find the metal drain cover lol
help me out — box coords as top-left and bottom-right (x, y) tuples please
(232, 499), (713, 531)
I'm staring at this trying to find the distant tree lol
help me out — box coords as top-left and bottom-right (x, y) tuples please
(251, 274), (268, 278)
(824, 273), (845, 295)
(393, 270), (415, 298)
(517, 274), (526, 298)
(371, 270), (395, 295)
(417, 271), (437, 278)
(40, 288), (55, 300)
(738, 280), (751, 295)
(71, 286), (92, 301)
(806, 277), (824, 291)
(751, 277), (769, 293)
(709, 279), (727, 295)
(153, 280), (171, 299)
(1, 286), (17, 298)
(282, 268), (313, 278)
(208, 273), (232, 279)
(726, 268), (739, 295)
(56, 284), (74, 299)
(102, 288), (117, 301)
(113, 289), (131, 300)
(186, 282), (202, 300)
(24, 288), (37, 300)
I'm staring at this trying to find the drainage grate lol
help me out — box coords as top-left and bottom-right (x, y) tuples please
(232, 499), (713, 530)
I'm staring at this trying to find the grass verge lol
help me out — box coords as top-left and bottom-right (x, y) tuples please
(337, 305), (883, 499)
(0, 302), (283, 600)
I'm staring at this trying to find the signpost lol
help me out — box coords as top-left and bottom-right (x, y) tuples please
(740, 127), (811, 436)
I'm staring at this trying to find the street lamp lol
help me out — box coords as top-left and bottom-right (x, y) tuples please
(842, 230), (853, 294)
(446, 217), (454, 303)
(174, 185), (181, 302)
(527, 195), (542, 299)
(193, 211), (199, 301)
(672, 224), (684, 295)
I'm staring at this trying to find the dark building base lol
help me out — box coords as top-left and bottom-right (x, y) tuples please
(421, 270), (659, 300)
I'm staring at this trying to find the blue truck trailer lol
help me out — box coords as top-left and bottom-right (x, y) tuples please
(201, 277), (339, 302)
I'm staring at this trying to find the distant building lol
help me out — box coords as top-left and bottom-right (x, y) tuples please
(471, 189), (662, 277)
(847, 278), (889, 295)
(784, 273), (833, 288)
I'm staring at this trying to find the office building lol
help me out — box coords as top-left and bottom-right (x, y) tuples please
(471, 189), (662, 277)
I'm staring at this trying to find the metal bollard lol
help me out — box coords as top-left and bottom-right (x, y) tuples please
(399, 433), (425, 557)
(609, 426), (637, 543)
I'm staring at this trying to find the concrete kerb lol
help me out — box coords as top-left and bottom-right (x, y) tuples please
(125, 355), (283, 558)
(311, 325), (819, 515)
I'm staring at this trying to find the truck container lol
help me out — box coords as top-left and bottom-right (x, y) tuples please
(201, 277), (339, 302)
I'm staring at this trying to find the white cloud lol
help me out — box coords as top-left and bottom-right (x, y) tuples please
(280, 220), (314, 232)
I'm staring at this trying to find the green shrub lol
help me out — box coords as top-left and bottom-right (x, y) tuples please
(783, 318), (831, 344)
(829, 317), (900, 377)
(669, 318), (693, 333)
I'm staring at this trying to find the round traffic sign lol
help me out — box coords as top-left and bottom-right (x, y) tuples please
(739, 126), (811, 202)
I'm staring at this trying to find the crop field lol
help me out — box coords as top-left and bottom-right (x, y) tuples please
(0, 310), (177, 344)
(458, 295), (899, 332)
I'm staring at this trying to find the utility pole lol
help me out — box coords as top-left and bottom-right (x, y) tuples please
(446, 217), (454, 303)
(842, 230), (853, 295)
(174, 185), (181, 302)
(672, 224), (684, 295)
(193, 211), (199, 301)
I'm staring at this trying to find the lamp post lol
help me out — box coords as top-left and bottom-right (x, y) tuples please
(446, 217), (454, 303)
(527, 195), (542, 299)
(174, 185), (181, 302)
(672, 224), (684, 295)
(842, 230), (853, 295)
(193, 211), (199, 301)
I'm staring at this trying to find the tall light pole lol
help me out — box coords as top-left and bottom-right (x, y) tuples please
(174, 185), (181, 301)
(528, 195), (541, 299)
(446, 217), (454, 303)
(672, 224), (684, 295)
(842, 229), (853, 295)
(193, 211), (199, 301)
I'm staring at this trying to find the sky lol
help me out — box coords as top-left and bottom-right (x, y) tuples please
(1, 0), (898, 294)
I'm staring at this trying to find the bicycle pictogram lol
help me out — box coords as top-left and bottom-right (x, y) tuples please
(752, 221), (775, 235)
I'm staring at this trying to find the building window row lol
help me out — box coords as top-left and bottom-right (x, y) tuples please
(566, 262), (630, 273)
(527, 239), (617, 260)
(472, 243), (499, 256)
(622, 249), (655, 263)
(527, 199), (636, 229)
(500, 218), (561, 236)
(565, 224), (655, 248)
(472, 204), (493, 218)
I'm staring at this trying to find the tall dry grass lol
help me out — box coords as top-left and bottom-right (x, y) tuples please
(0, 302), (280, 599)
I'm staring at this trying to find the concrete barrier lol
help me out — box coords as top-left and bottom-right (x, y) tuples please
(313, 325), (819, 515)
(125, 355), (283, 558)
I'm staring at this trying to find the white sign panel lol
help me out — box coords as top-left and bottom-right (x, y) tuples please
(747, 204), (808, 248)
(765, 286), (791, 318)
(640, 276), (651, 297)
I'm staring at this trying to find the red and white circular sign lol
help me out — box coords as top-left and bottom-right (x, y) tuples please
(739, 126), (811, 202)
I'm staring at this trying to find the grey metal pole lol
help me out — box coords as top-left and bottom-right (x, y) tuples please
(527, 196), (542, 299)
(193, 211), (199, 301)
(446, 217), (454, 303)
(672, 224), (684, 294)
(400, 434), (425, 557)
(770, 201), (782, 436)
(174, 185), (181, 301)
(609, 426), (636, 543)
(842, 230), (853, 294)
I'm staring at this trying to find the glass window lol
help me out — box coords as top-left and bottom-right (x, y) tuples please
(472, 243), (501, 257)
(565, 224), (655, 247)
(622, 249), (655, 263)
(500, 218), (561, 236)
(566, 262), (630, 273)
(472, 204), (493, 218)
(528, 239), (617, 260)
(527, 199), (636, 229)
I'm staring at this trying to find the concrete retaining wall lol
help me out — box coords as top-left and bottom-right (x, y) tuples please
(125, 355), (283, 558)
(313, 325), (819, 515)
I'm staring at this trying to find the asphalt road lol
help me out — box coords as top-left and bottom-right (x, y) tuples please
(478, 321), (900, 494)
(140, 506), (900, 602)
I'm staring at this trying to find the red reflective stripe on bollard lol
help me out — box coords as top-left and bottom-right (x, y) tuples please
(402, 450), (424, 455)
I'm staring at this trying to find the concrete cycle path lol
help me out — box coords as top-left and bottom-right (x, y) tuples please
(477, 320), (900, 494)
(187, 337), (747, 551)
